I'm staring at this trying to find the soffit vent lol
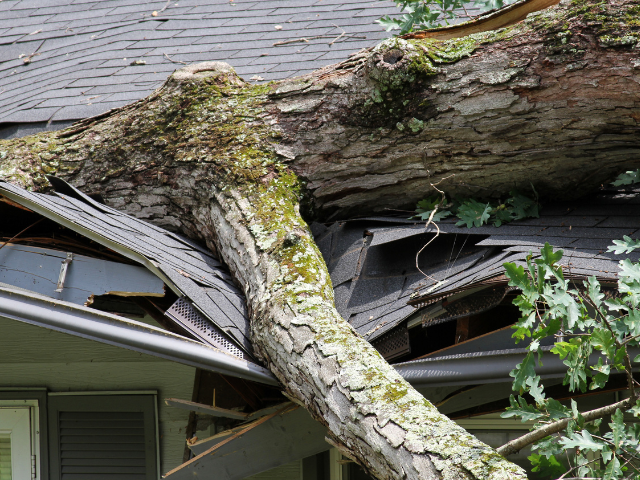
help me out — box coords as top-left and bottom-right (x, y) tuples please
(422, 285), (515, 327)
(165, 298), (247, 360)
(372, 326), (410, 362)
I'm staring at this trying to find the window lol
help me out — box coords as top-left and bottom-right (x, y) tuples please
(0, 407), (31, 480)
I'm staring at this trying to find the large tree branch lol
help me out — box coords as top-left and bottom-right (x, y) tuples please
(0, 1), (638, 479)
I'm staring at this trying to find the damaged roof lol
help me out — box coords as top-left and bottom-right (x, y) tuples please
(1, 177), (634, 378)
(0, 0), (410, 130)
(313, 187), (639, 344)
(0, 177), (254, 360)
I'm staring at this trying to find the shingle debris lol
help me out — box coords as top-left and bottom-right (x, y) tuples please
(0, 177), (252, 358)
(314, 188), (640, 342)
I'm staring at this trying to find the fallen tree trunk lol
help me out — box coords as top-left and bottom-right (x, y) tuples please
(1, 0), (639, 478)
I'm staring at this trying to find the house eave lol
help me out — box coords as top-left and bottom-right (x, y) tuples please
(0, 285), (278, 386)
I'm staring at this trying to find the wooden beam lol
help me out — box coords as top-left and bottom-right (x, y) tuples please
(164, 398), (249, 420)
(165, 397), (296, 422)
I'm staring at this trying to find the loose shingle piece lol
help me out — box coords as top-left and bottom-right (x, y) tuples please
(0, 177), (254, 358)
(315, 188), (640, 343)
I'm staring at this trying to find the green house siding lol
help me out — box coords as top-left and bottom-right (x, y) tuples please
(0, 317), (195, 475)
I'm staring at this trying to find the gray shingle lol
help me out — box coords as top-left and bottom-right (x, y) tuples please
(541, 226), (636, 239)
(48, 7), (117, 23)
(86, 22), (159, 41)
(365, 305), (415, 340)
(20, 0), (73, 7)
(0, 14), (54, 30)
(0, 3), (17, 13)
(328, 249), (362, 286)
(128, 36), (193, 50)
(0, 106), (61, 123)
(156, 19), (231, 30)
(95, 90), (148, 103)
(37, 94), (109, 108)
(29, 4), (88, 15)
(213, 11), (277, 24)
(249, 52), (325, 67)
(595, 216), (640, 228)
(476, 235), (578, 248)
(68, 73), (144, 87)
(0, 39), (43, 62)
(115, 63), (172, 76)
(334, 281), (352, 318)
(267, 59), (330, 73)
(347, 276), (404, 315)
(84, 81), (157, 94)
(0, 0), (403, 123)
(50, 101), (124, 120)
(0, 178), (255, 357)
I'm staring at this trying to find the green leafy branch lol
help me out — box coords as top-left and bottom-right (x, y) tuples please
(377, 0), (516, 34)
(612, 169), (640, 187)
(412, 190), (540, 228)
(496, 241), (640, 479)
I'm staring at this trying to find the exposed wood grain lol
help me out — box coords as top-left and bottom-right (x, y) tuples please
(169, 405), (328, 480)
(163, 404), (292, 478)
(164, 398), (248, 420)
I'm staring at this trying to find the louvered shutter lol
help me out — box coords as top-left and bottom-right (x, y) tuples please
(49, 395), (157, 480)
(59, 412), (146, 478)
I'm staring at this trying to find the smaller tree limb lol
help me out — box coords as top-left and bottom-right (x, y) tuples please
(558, 452), (603, 480)
(497, 397), (637, 457)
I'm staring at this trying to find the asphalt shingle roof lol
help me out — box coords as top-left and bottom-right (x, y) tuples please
(0, 0), (406, 127)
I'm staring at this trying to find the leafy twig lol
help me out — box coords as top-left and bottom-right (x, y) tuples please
(497, 397), (635, 457)
(582, 292), (636, 399)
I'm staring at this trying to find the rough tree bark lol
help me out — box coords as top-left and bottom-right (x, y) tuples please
(1, 0), (639, 478)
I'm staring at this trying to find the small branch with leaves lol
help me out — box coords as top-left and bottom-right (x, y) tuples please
(495, 237), (640, 480)
(376, 0), (515, 34)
